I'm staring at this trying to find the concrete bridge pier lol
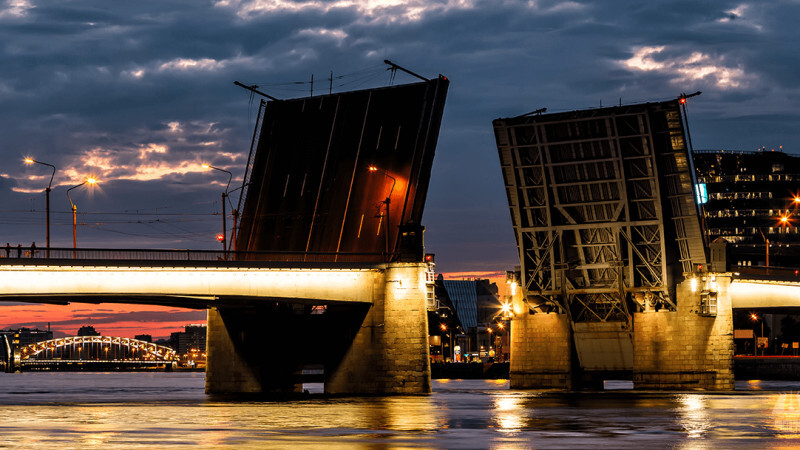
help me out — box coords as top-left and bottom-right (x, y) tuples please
(509, 309), (573, 389)
(509, 274), (735, 390)
(633, 275), (735, 390)
(205, 262), (431, 395)
(206, 304), (307, 394)
(325, 263), (431, 395)
(508, 283), (573, 389)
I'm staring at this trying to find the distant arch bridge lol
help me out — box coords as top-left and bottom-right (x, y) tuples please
(18, 336), (178, 370)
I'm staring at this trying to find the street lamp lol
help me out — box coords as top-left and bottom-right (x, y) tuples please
(203, 163), (232, 257)
(67, 177), (97, 258)
(368, 165), (396, 257)
(224, 183), (247, 255)
(23, 158), (56, 257)
(751, 313), (765, 356)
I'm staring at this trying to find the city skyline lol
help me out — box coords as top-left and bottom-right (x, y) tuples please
(2, 1), (800, 335)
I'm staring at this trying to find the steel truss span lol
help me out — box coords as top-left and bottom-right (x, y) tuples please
(21, 336), (177, 361)
(494, 100), (706, 324)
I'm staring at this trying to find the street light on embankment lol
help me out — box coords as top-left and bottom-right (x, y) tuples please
(203, 163), (232, 257)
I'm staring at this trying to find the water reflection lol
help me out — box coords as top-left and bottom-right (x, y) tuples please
(493, 393), (526, 432)
(772, 392), (800, 437)
(3, 375), (800, 447)
(676, 394), (710, 439)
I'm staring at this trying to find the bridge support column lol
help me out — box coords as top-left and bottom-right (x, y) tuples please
(206, 305), (304, 394)
(325, 262), (431, 395)
(510, 307), (573, 389)
(633, 275), (734, 390)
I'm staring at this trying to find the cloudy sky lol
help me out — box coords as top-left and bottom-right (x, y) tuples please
(1, 0), (799, 337)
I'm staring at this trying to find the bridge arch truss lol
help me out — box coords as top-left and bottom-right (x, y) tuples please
(21, 336), (178, 361)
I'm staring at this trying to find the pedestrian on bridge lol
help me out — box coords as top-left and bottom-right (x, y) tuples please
(30, 242), (36, 258)
(16, 244), (22, 258)
(4, 243), (9, 258)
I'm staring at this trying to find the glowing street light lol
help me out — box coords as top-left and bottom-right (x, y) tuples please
(66, 177), (97, 258)
(23, 158), (56, 256)
(203, 163), (232, 256)
(500, 301), (513, 319)
(368, 165), (396, 256)
(751, 313), (765, 356)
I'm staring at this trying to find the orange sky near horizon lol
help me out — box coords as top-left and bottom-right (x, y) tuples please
(0, 271), (511, 339)
(0, 303), (206, 340)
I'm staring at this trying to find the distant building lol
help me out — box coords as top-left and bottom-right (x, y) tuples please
(0, 327), (53, 346)
(694, 149), (800, 268)
(1, 327), (54, 366)
(169, 324), (207, 355)
(77, 325), (101, 336)
(134, 334), (153, 343)
(436, 278), (506, 362)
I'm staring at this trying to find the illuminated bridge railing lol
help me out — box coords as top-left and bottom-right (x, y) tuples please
(0, 247), (395, 264)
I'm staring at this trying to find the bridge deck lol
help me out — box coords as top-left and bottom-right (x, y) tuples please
(0, 250), (389, 308)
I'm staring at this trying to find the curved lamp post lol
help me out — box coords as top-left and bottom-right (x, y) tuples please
(203, 164), (232, 257)
(24, 158), (56, 257)
(67, 177), (97, 258)
(225, 183), (247, 254)
(368, 165), (396, 257)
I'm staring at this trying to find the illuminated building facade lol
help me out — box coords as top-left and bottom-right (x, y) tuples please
(693, 149), (800, 268)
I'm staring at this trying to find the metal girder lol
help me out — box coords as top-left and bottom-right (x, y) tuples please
(494, 101), (707, 323)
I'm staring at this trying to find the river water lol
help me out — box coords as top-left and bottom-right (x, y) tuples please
(1, 373), (799, 448)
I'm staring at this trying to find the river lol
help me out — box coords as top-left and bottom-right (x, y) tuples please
(1, 373), (799, 448)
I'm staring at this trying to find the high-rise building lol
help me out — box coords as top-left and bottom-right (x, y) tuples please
(169, 324), (206, 355)
(693, 149), (800, 268)
(134, 334), (153, 343)
(77, 325), (101, 336)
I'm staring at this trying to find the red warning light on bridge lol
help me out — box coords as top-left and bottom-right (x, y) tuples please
(216, 233), (224, 242)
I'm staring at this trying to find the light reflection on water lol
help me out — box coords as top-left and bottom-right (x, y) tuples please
(1, 373), (800, 447)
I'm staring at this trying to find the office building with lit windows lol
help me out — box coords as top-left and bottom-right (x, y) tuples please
(693, 149), (800, 268)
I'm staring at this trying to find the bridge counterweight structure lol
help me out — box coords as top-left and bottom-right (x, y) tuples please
(494, 100), (735, 390)
(495, 101), (706, 321)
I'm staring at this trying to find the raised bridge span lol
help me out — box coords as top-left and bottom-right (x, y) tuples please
(493, 99), (800, 390)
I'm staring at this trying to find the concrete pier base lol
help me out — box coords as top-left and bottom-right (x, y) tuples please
(509, 274), (735, 391)
(633, 276), (734, 390)
(206, 305), (305, 394)
(205, 262), (431, 395)
(326, 263), (431, 394)
(509, 311), (573, 389)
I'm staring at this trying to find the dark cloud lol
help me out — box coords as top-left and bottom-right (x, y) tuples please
(1, 0), (799, 275)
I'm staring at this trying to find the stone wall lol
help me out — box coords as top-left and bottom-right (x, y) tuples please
(326, 263), (431, 394)
(633, 275), (734, 390)
(510, 311), (572, 389)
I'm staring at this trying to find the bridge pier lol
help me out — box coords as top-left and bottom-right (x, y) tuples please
(325, 263), (431, 395)
(509, 275), (735, 390)
(206, 305), (306, 394)
(509, 309), (573, 389)
(633, 275), (734, 390)
(205, 262), (431, 395)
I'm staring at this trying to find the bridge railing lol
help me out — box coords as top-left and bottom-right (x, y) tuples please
(734, 266), (800, 281)
(0, 247), (395, 264)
